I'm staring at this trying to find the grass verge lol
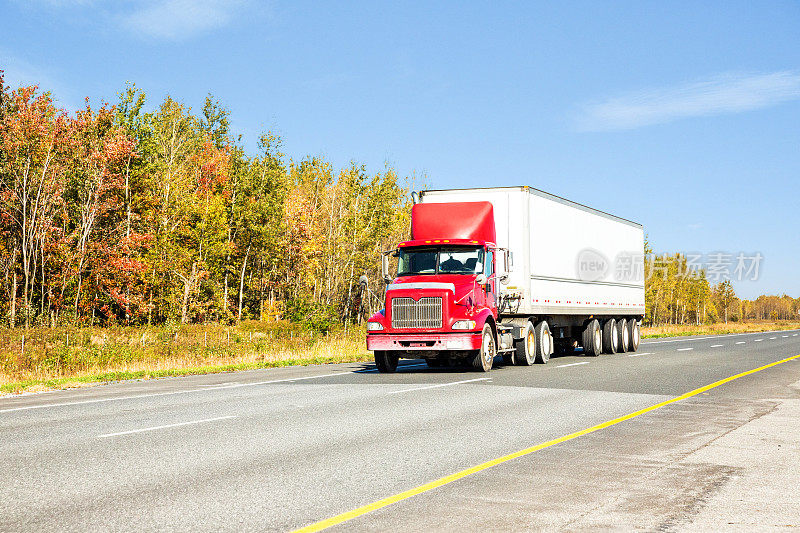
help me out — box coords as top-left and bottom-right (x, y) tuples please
(642, 321), (800, 339)
(0, 353), (374, 395)
(0, 321), (371, 395)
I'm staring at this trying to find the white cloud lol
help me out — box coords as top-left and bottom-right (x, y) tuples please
(576, 71), (800, 131)
(121, 0), (244, 40)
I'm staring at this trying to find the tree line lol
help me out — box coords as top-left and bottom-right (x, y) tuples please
(1, 75), (795, 330)
(643, 249), (799, 325)
(0, 76), (411, 330)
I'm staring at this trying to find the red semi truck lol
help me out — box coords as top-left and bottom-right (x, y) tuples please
(366, 186), (645, 372)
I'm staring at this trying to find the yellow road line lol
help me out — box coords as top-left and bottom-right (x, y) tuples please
(293, 353), (800, 533)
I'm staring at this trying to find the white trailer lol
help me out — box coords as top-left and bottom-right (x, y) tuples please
(419, 186), (645, 357)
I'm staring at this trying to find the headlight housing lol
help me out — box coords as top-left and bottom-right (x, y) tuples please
(451, 320), (477, 330)
(367, 321), (384, 331)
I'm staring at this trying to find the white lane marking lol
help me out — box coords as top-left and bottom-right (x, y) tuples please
(628, 352), (652, 357)
(770, 337), (777, 340)
(643, 329), (800, 345)
(2, 362), (426, 414)
(677, 348), (693, 351)
(97, 415), (237, 438)
(710, 345), (724, 348)
(782, 335), (789, 338)
(794, 334), (798, 337)
(755, 339), (763, 342)
(388, 377), (490, 394)
(735, 341), (746, 345)
(556, 362), (590, 368)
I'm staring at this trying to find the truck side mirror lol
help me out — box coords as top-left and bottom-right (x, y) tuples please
(382, 253), (392, 283)
(475, 273), (487, 285)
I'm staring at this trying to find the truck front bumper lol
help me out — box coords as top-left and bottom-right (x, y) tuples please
(366, 333), (482, 351)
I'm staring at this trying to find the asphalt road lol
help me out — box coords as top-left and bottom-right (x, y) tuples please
(2, 329), (800, 532)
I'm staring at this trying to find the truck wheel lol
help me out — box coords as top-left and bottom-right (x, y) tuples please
(602, 319), (618, 354)
(582, 319), (602, 356)
(374, 350), (399, 373)
(615, 319), (629, 353)
(471, 323), (495, 372)
(627, 319), (640, 351)
(534, 321), (552, 364)
(514, 322), (536, 366)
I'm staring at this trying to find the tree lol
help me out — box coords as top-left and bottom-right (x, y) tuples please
(713, 280), (736, 324)
(0, 85), (70, 327)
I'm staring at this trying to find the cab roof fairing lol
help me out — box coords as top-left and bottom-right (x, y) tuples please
(410, 201), (496, 243)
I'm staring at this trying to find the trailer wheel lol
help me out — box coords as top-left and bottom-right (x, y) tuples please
(627, 319), (640, 351)
(471, 323), (495, 372)
(534, 321), (552, 364)
(602, 319), (618, 354)
(615, 319), (629, 353)
(513, 322), (536, 366)
(374, 350), (399, 373)
(582, 319), (602, 356)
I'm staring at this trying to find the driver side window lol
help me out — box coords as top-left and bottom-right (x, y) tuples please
(485, 250), (494, 278)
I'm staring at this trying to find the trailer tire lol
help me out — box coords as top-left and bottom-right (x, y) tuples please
(615, 318), (629, 353)
(602, 318), (618, 354)
(471, 323), (495, 372)
(627, 319), (640, 352)
(534, 321), (552, 364)
(374, 350), (399, 373)
(514, 322), (536, 366)
(582, 319), (602, 356)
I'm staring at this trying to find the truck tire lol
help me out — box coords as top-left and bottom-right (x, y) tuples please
(514, 322), (536, 366)
(471, 323), (495, 372)
(374, 350), (399, 373)
(534, 321), (552, 364)
(582, 319), (602, 356)
(627, 319), (640, 352)
(615, 318), (629, 353)
(602, 318), (618, 354)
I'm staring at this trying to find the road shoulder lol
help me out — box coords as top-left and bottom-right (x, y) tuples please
(676, 383), (800, 531)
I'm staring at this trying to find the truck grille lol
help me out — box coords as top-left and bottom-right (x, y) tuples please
(391, 297), (443, 329)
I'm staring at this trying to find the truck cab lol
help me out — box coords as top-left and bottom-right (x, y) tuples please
(366, 202), (512, 372)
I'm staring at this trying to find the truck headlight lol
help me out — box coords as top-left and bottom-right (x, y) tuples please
(451, 320), (477, 330)
(367, 322), (384, 331)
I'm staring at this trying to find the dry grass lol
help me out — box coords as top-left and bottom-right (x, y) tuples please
(0, 321), (371, 394)
(642, 320), (800, 339)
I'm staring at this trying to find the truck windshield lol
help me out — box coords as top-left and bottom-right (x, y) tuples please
(396, 246), (484, 276)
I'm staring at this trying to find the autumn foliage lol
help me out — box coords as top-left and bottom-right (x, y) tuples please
(0, 75), (411, 329)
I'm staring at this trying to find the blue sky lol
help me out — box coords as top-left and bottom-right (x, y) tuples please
(2, 0), (799, 298)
